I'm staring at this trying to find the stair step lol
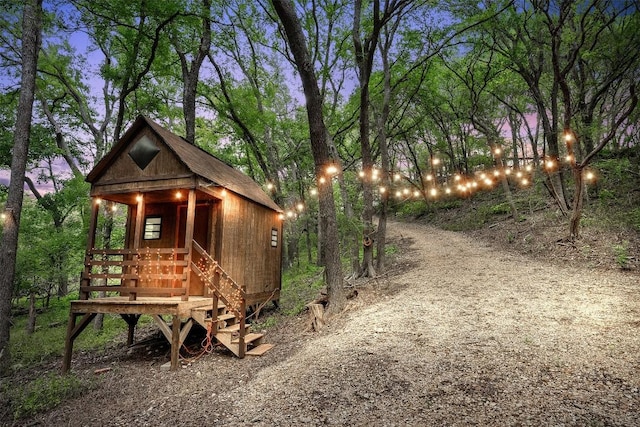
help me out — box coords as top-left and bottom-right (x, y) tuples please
(232, 333), (263, 345)
(217, 313), (236, 322)
(246, 343), (274, 356)
(217, 323), (249, 333)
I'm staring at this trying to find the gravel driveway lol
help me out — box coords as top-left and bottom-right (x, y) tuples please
(31, 221), (640, 426)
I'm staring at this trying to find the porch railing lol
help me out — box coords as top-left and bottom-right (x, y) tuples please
(79, 247), (190, 300)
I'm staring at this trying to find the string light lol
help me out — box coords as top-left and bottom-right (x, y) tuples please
(95, 198), (102, 205)
(135, 195), (143, 202)
(326, 164), (339, 175)
(545, 159), (556, 170)
(175, 191), (182, 199)
(266, 161), (598, 222)
(266, 182), (274, 191)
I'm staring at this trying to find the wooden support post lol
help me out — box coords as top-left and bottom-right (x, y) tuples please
(62, 312), (97, 374)
(151, 315), (192, 371)
(183, 189), (196, 301)
(121, 314), (141, 346)
(133, 194), (145, 250)
(171, 316), (180, 370)
(81, 199), (101, 300)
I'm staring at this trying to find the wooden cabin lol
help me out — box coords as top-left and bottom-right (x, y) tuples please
(63, 115), (282, 372)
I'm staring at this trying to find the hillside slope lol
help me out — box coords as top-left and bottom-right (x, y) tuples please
(24, 220), (640, 426)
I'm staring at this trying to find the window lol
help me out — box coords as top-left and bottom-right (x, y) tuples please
(271, 228), (278, 247)
(144, 216), (162, 240)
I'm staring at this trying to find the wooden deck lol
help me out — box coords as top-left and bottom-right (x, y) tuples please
(69, 296), (213, 317)
(63, 296), (214, 373)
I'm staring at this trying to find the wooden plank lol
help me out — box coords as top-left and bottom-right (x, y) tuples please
(72, 302), (180, 316)
(133, 194), (144, 250)
(152, 315), (172, 342)
(171, 316), (180, 370)
(83, 272), (187, 280)
(232, 332), (263, 345)
(62, 313), (97, 374)
(245, 343), (274, 356)
(89, 248), (190, 255)
(183, 189), (196, 301)
(80, 287), (187, 297)
(179, 319), (193, 346)
(86, 259), (189, 267)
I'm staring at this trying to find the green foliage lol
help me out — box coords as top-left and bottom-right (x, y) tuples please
(597, 189), (616, 203)
(394, 200), (430, 218)
(630, 208), (640, 232)
(281, 262), (325, 316)
(490, 202), (512, 215)
(612, 241), (630, 270)
(10, 296), (128, 368)
(4, 372), (93, 419)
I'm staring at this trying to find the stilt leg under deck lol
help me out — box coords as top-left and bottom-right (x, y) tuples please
(62, 312), (97, 374)
(121, 314), (141, 346)
(171, 316), (180, 370)
(151, 315), (194, 371)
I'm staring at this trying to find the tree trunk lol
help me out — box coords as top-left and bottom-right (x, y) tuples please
(27, 291), (37, 334)
(271, 0), (345, 313)
(569, 166), (585, 240)
(0, 0), (42, 376)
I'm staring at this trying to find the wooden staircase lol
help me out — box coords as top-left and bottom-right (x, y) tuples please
(191, 242), (273, 357)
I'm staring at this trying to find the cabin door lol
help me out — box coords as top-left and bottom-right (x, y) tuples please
(177, 204), (210, 296)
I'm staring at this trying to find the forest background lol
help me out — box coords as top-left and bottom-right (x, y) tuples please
(0, 0), (639, 400)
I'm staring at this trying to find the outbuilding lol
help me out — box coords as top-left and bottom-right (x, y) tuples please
(63, 115), (282, 371)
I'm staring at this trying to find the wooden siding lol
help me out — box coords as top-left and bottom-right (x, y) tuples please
(94, 128), (191, 189)
(218, 192), (282, 299)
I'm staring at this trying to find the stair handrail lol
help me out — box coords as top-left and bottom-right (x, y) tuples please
(191, 241), (246, 320)
(191, 241), (247, 356)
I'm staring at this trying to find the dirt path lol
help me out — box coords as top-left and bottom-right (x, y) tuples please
(31, 221), (640, 426)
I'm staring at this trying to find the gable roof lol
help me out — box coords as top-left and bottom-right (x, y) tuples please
(87, 115), (282, 212)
